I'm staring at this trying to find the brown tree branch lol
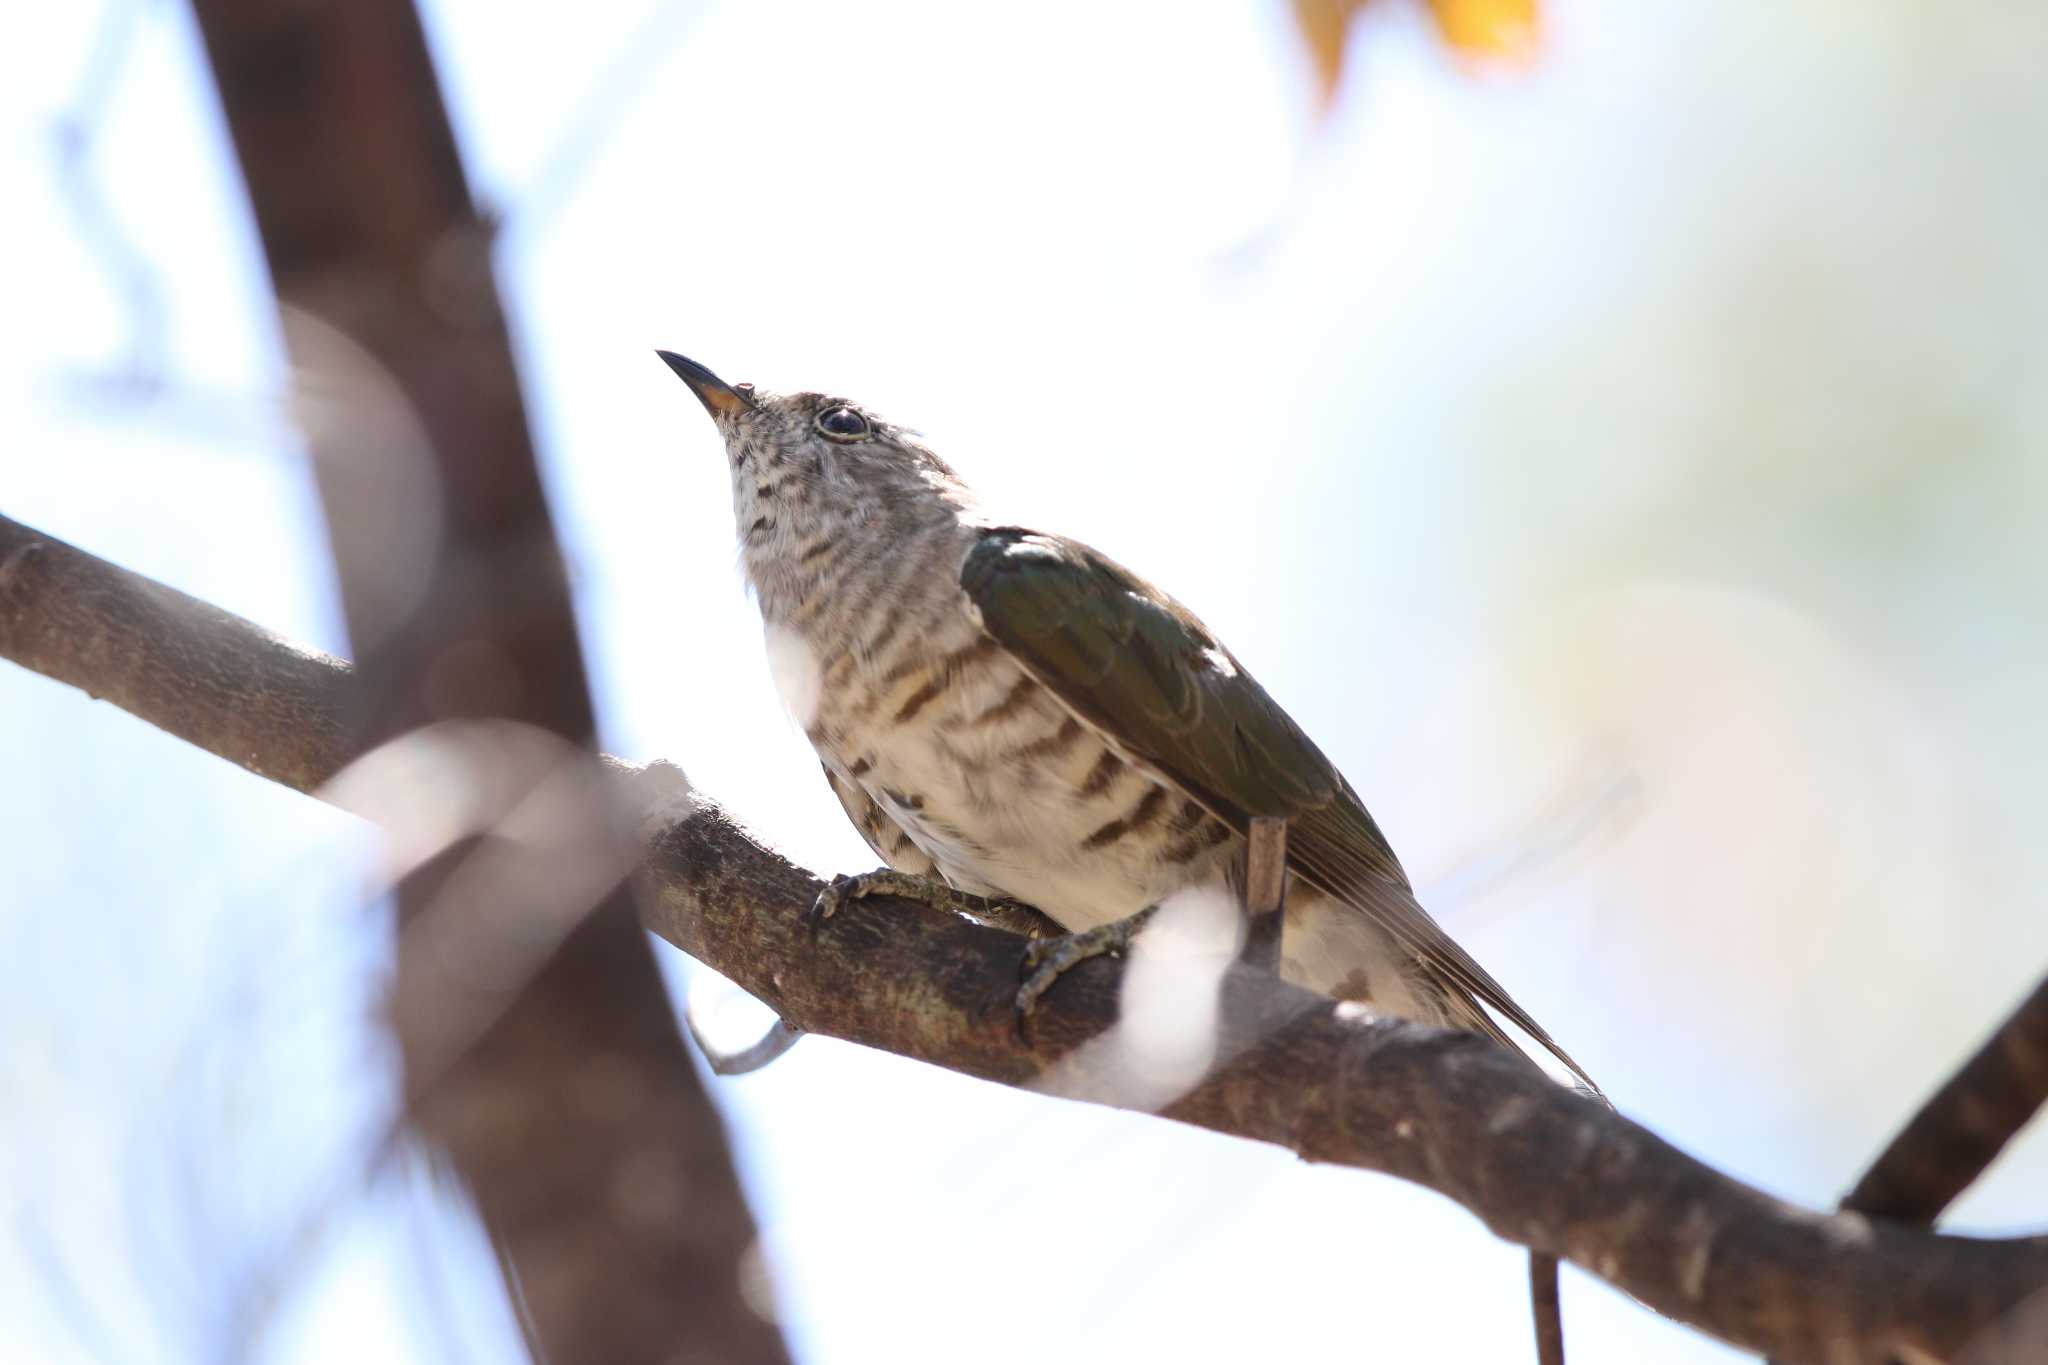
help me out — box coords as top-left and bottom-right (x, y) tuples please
(0, 515), (357, 788)
(1768, 976), (2048, 1364)
(7, 511), (2047, 1364)
(1843, 975), (2048, 1224)
(171, 2), (785, 1360)
(649, 811), (2048, 1365)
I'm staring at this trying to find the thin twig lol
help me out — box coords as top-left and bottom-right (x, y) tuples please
(686, 1011), (807, 1077)
(1531, 1250), (1566, 1365)
(50, 0), (168, 399)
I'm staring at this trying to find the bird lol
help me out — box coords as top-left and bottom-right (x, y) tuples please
(660, 349), (1590, 1364)
(654, 349), (1592, 1094)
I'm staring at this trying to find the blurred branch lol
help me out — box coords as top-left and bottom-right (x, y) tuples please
(5, 509), (2045, 1365)
(1843, 975), (2048, 1223)
(51, 0), (170, 399)
(178, 1), (784, 1361)
(494, 0), (704, 243)
(1426, 763), (1643, 920)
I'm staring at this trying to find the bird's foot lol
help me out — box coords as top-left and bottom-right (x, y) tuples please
(1015, 906), (1158, 1022)
(805, 868), (1046, 937)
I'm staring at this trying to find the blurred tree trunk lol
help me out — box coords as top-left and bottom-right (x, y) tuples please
(184, 2), (787, 1360)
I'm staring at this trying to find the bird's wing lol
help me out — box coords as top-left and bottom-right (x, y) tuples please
(822, 763), (938, 877)
(960, 527), (1593, 1089)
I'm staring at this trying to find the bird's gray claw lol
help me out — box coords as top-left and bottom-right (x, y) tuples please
(805, 873), (860, 937)
(1013, 908), (1156, 1029)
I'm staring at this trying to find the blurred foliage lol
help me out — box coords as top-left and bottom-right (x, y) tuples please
(1292, 0), (1540, 98)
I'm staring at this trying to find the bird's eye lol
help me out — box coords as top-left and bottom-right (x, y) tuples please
(815, 406), (870, 441)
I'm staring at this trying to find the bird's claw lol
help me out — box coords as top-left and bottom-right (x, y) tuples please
(805, 868), (1029, 937)
(1014, 906), (1157, 1028)
(805, 872), (865, 937)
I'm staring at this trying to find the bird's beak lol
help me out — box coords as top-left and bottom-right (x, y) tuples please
(656, 350), (753, 419)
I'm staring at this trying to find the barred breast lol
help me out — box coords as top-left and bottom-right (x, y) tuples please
(772, 568), (1235, 935)
(760, 524), (1436, 1021)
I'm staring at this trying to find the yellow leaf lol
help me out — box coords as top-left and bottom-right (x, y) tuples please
(1427, 0), (1541, 60)
(1291, 0), (1540, 107)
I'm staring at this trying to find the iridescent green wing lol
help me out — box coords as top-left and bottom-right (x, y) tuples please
(961, 527), (1590, 1087)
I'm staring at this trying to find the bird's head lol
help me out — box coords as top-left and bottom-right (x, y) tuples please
(656, 350), (977, 593)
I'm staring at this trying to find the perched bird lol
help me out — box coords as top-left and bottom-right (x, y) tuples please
(655, 349), (1591, 1094)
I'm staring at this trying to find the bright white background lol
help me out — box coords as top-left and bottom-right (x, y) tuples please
(3, 1), (2045, 1361)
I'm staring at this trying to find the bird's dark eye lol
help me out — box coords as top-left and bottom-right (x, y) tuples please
(815, 406), (870, 441)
